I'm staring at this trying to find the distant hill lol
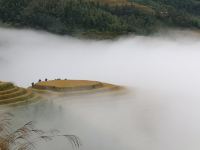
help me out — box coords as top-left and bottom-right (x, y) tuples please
(0, 0), (199, 38)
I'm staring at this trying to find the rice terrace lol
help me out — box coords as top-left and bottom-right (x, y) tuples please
(0, 81), (38, 105)
(0, 79), (123, 106)
(0, 79), (123, 149)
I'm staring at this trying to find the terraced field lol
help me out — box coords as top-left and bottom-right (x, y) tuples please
(31, 79), (124, 97)
(0, 81), (39, 105)
(0, 80), (124, 105)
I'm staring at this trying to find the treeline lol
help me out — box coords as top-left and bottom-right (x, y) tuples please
(131, 0), (200, 28)
(0, 0), (199, 38)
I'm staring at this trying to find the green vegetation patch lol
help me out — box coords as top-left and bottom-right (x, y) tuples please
(0, 0), (199, 38)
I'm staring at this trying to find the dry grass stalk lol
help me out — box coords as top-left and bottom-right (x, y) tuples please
(0, 113), (80, 150)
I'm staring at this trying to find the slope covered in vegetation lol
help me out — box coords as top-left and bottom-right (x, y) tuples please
(0, 0), (199, 38)
(0, 81), (38, 105)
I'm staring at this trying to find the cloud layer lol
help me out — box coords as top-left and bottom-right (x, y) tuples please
(1, 28), (200, 150)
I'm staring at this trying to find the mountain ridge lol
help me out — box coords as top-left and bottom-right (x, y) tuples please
(0, 0), (199, 39)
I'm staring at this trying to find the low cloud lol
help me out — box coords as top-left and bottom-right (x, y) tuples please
(1, 27), (200, 150)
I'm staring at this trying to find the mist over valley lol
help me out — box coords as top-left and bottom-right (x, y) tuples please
(0, 28), (200, 150)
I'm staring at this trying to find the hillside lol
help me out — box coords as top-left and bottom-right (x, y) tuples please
(0, 81), (39, 105)
(0, 0), (199, 38)
(0, 79), (124, 105)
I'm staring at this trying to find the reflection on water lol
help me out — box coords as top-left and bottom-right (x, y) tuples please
(1, 28), (200, 150)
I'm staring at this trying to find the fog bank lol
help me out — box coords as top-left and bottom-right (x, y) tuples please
(1, 27), (200, 150)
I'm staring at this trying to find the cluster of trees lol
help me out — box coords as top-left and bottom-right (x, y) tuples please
(131, 0), (200, 28)
(0, 0), (199, 38)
